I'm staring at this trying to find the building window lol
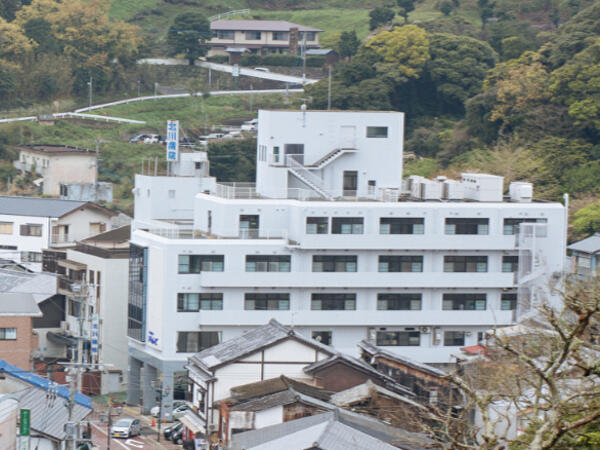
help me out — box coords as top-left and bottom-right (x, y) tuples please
(379, 217), (424, 234)
(244, 293), (290, 310)
(445, 218), (489, 235)
(176, 331), (221, 353)
(0, 328), (16, 340)
(273, 146), (280, 163)
(306, 217), (328, 234)
(0, 245), (17, 250)
(377, 331), (420, 346)
(503, 218), (547, 235)
(377, 293), (422, 310)
(272, 31), (289, 40)
(502, 256), (519, 273)
(68, 299), (81, 317)
(21, 251), (42, 263)
(246, 255), (291, 272)
(501, 293), (518, 310)
(245, 31), (262, 40)
(128, 244), (147, 341)
(444, 331), (465, 346)
(299, 31), (316, 41)
(178, 255), (224, 273)
(20, 224), (43, 237)
(239, 215), (259, 238)
(177, 293), (223, 312)
(378, 255), (423, 272)
(311, 293), (356, 310)
(331, 217), (363, 234)
(366, 126), (388, 138)
(0, 222), (13, 234)
(442, 294), (487, 311)
(312, 331), (332, 345)
(216, 30), (234, 39)
(312, 255), (357, 272)
(443, 256), (488, 272)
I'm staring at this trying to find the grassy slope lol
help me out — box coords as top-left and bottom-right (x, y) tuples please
(0, 93), (298, 212)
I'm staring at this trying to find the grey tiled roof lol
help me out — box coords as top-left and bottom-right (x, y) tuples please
(12, 387), (92, 441)
(0, 269), (57, 303)
(211, 20), (322, 32)
(568, 233), (600, 254)
(0, 293), (42, 315)
(0, 196), (86, 218)
(359, 340), (447, 378)
(230, 409), (431, 450)
(229, 375), (331, 402)
(189, 319), (335, 373)
(230, 388), (333, 413)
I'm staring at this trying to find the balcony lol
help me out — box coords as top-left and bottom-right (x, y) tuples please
(58, 277), (84, 296)
(146, 228), (289, 240)
(197, 271), (516, 289)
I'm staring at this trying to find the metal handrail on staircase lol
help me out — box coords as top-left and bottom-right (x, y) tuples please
(285, 155), (334, 200)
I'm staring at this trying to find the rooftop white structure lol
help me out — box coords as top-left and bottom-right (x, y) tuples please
(126, 110), (566, 416)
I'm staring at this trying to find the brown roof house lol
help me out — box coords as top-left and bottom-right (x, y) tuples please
(0, 293), (42, 369)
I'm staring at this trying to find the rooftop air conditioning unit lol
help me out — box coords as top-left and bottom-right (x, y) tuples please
(509, 182), (533, 203)
(443, 180), (464, 200)
(420, 180), (442, 201)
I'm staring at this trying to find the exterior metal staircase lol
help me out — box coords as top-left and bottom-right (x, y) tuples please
(286, 156), (335, 201)
(306, 148), (357, 169)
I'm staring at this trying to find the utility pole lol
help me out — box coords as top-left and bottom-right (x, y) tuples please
(327, 65), (332, 110)
(87, 77), (93, 109)
(154, 82), (158, 98)
(152, 378), (170, 443)
(137, 78), (141, 97)
(302, 32), (307, 84)
(249, 84), (253, 111)
(67, 367), (77, 450)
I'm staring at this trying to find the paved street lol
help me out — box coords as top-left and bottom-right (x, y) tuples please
(89, 406), (181, 450)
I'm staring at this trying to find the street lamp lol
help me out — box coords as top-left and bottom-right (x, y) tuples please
(87, 77), (93, 109)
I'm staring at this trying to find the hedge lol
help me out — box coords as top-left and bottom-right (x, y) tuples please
(239, 54), (325, 68)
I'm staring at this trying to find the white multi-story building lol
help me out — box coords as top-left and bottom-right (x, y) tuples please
(127, 110), (566, 414)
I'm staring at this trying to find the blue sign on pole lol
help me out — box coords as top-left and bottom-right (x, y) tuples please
(166, 120), (179, 162)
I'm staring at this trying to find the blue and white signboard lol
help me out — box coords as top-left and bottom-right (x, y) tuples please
(91, 314), (99, 357)
(166, 120), (179, 161)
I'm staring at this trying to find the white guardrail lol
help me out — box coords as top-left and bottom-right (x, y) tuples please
(0, 88), (304, 124)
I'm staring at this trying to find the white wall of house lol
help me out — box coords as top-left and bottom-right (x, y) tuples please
(0, 214), (52, 269)
(66, 248), (129, 394)
(17, 150), (97, 196)
(54, 208), (113, 245)
(254, 406), (283, 430)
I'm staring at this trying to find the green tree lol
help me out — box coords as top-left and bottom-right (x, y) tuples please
(426, 33), (497, 112)
(439, 0), (454, 16)
(338, 30), (360, 60)
(550, 38), (600, 133)
(168, 13), (210, 65)
(477, 0), (495, 29)
(0, 64), (16, 107)
(572, 200), (600, 237)
(369, 6), (395, 30)
(364, 25), (430, 84)
(397, 0), (416, 23)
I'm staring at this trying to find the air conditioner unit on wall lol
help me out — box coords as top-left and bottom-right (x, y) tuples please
(420, 327), (431, 333)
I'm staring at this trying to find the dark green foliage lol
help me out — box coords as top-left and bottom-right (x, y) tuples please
(338, 31), (360, 59)
(0, 0), (25, 21)
(0, 65), (16, 108)
(417, 16), (479, 38)
(426, 33), (497, 112)
(167, 13), (210, 64)
(369, 6), (395, 30)
(207, 138), (256, 182)
(439, 0), (454, 16)
(397, 0), (416, 22)
(486, 20), (540, 58)
(23, 19), (61, 54)
(241, 54), (262, 66)
(206, 55), (229, 63)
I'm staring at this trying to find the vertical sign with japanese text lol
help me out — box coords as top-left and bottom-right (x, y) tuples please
(91, 314), (99, 357)
(166, 120), (179, 161)
(20, 409), (30, 436)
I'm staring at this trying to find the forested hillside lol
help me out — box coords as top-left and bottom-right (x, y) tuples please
(0, 0), (599, 237)
(306, 1), (600, 239)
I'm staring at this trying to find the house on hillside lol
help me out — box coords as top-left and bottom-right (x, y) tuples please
(206, 20), (322, 57)
(13, 144), (113, 201)
(568, 233), (600, 278)
(0, 196), (117, 270)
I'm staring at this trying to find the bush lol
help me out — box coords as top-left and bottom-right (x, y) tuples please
(206, 55), (229, 63)
(306, 56), (325, 67)
(262, 54), (302, 67)
(240, 54), (262, 66)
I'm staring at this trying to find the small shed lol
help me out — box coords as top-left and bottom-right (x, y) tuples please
(226, 47), (249, 65)
(306, 48), (339, 66)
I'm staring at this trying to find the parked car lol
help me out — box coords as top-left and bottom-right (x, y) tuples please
(129, 134), (149, 143)
(151, 400), (186, 418)
(163, 421), (182, 440)
(206, 133), (225, 140)
(254, 67), (270, 72)
(179, 137), (196, 147)
(172, 403), (191, 420)
(171, 425), (184, 445)
(143, 134), (161, 144)
(110, 418), (142, 439)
